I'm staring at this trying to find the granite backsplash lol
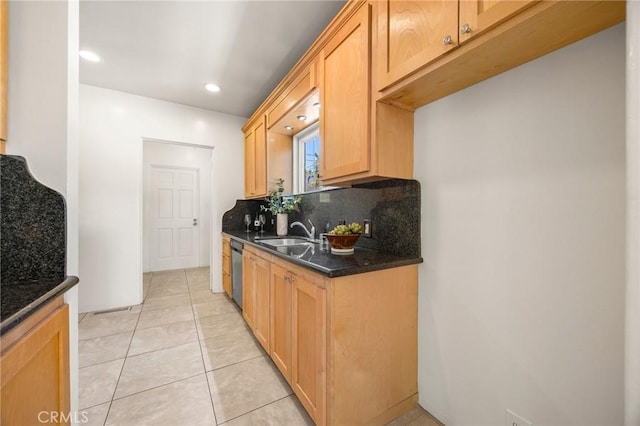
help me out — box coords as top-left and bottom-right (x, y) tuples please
(222, 179), (420, 257)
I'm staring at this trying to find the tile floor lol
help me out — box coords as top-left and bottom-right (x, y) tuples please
(78, 267), (440, 426)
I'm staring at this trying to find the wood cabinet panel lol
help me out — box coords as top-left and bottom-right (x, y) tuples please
(243, 131), (256, 198)
(376, 0), (458, 91)
(292, 273), (326, 426)
(269, 263), (292, 383)
(242, 250), (255, 329)
(243, 118), (267, 199)
(319, 3), (370, 181)
(459, 0), (536, 43)
(222, 238), (232, 298)
(267, 63), (317, 131)
(1, 304), (70, 425)
(253, 253), (270, 352)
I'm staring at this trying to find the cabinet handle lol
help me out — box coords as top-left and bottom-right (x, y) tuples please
(460, 24), (471, 34)
(442, 35), (453, 45)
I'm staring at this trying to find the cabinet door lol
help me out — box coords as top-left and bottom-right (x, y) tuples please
(244, 130), (256, 198)
(292, 274), (326, 425)
(253, 254), (270, 352)
(270, 263), (292, 383)
(254, 120), (267, 198)
(459, 0), (537, 43)
(242, 251), (255, 328)
(376, 0), (458, 91)
(222, 239), (232, 298)
(319, 3), (370, 181)
(1, 305), (70, 425)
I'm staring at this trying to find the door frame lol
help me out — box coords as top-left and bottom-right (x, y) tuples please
(140, 137), (215, 294)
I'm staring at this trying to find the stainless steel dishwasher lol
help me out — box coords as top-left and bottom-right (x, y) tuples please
(230, 239), (243, 309)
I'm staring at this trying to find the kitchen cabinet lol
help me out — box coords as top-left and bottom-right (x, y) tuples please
(1, 298), (70, 425)
(255, 250), (418, 425)
(243, 117), (267, 199)
(319, 1), (414, 186)
(222, 237), (232, 298)
(458, 0), (537, 44)
(242, 246), (271, 352)
(291, 268), (326, 425)
(376, 0), (459, 91)
(269, 262), (292, 384)
(1, 0), (7, 152)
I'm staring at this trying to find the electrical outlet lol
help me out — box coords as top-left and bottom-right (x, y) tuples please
(505, 409), (533, 426)
(363, 219), (372, 237)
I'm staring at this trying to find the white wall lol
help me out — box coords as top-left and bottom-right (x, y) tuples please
(143, 141), (213, 271)
(626, 3), (640, 425)
(79, 84), (244, 313)
(414, 24), (626, 426)
(7, 0), (80, 417)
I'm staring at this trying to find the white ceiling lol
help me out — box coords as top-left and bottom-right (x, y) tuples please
(79, 0), (346, 118)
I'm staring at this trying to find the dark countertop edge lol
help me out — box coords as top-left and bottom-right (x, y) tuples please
(0, 276), (80, 336)
(222, 232), (423, 278)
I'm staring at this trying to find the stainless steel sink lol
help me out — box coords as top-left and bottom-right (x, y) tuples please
(257, 238), (313, 247)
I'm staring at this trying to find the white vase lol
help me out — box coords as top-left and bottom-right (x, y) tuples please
(276, 213), (288, 236)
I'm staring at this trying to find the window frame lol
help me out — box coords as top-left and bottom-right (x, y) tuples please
(292, 121), (321, 194)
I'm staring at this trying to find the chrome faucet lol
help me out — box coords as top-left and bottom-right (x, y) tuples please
(290, 219), (315, 240)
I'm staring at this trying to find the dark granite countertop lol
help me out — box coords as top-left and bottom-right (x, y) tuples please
(0, 276), (79, 335)
(223, 231), (422, 278)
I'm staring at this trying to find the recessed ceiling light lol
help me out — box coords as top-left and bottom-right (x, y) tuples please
(204, 83), (221, 93)
(297, 115), (307, 121)
(79, 50), (102, 63)
(313, 102), (320, 108)
(284, 126), (294, 131)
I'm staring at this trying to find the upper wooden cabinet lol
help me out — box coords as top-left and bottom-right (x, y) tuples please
(319, 3), (371, 181)
(1, 0), (8, 150)
(243, 117), (267, 199)
(376, 0), (459, 91)
(459, 0), (537, 44)
(319, 2), (414, 186)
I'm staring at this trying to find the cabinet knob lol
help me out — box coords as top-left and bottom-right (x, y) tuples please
(460, 24), (472, 34)
(442, 35), (453, 45)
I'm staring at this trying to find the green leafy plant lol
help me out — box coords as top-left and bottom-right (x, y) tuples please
(261, 178), (302, 215)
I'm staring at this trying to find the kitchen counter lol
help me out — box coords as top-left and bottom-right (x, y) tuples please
(0, 276), (79, 335)
(223, 230), (422, 278)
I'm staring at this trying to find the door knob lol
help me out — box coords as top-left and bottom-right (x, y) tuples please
(193, 218), (198, 226)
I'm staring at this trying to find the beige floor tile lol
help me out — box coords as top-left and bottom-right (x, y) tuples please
(114, 341), (204, 398)
(78, 313), (86, 323)
(406, 413), (442, 426)
(189, 287), (218, 302)
(188, 279), (211, 292)
(142, 293), (192, 311)
(200, 327), (264, 371)
(79, 358), (124, 409)
(143, 272), (152, 285)
(147, 280), (189, 298)
(79, 312), (140, 340)
(82, 402), (110, 426)
(386, 406), (427, 426)
(79, 331), (133, 368)
(128, 319), (198, 356)
(106, 375), (215, 426)
(196, 311), (248, 340)
(136, 304), (195, 330)
(193, 297), (238, 319)
(207, 356), (292, 423)
(223, 395), (313, 426)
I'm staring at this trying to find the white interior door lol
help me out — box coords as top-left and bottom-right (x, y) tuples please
(149, 166), (199, 271)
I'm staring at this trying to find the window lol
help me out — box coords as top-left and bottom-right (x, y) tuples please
(293, 122), (321, 193)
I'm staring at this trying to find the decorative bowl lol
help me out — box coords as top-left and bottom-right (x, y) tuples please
(325, 233), (360, 254)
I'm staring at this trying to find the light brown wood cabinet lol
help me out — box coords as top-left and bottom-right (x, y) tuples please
(1, 0), (8, 152)
(458, 0), (537, 44)
(319, 2), (414, 186)
(243, 117), (267, 199)
(242, 246), (271, 352)
(222, 237), (232, 298)
(376, 0), (459, 91)
(1, 300), (70, 425)
(261, 252), (418, 425)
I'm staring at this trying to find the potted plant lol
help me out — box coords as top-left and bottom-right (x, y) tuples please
(261, 178), (302, 236)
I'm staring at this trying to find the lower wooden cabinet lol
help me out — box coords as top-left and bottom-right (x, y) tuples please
(222, 237), (232, 298)
(269, 263), (293, 383)
(1, 301), (70, 425)
(243, 246), (271, 352)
